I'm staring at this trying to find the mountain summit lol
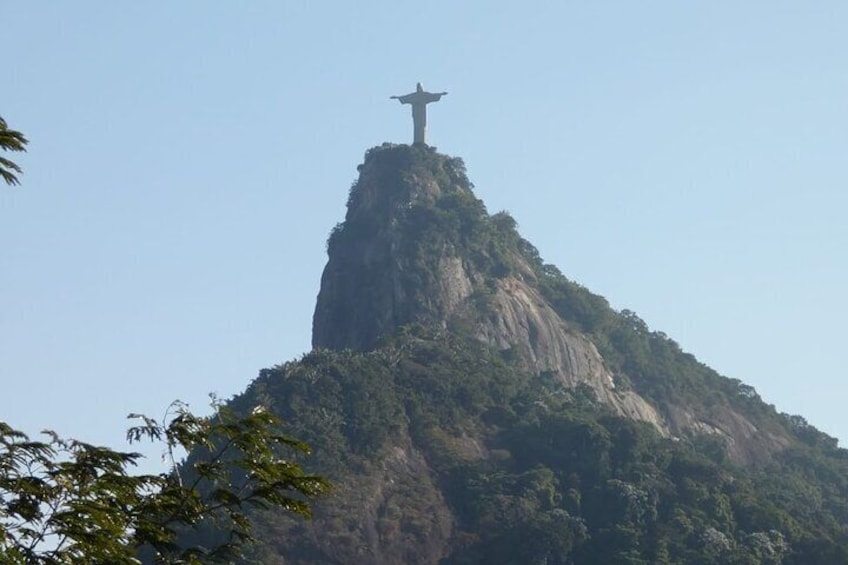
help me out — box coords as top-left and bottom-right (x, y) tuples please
(223, 144), (847, 563)
(313, 143), (785, 463)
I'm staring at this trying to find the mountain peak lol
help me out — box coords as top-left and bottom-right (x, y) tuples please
(220, 145), (848, 563)
(345, 143), (473, 226)
(312, 144), (796, 463)
(312, 143), (480, 352)
(312, 144), (665, 427)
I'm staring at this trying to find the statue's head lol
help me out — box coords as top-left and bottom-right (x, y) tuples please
(416, 82), (423, 92)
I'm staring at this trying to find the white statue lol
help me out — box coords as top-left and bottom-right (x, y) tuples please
(391, 83), (448, 145)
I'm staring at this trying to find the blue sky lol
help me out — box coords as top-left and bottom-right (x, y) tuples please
(3, 2), (846, 469)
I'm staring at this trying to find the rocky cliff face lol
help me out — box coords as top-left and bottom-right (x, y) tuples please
(312, 144), (471, 352)
(312, 143), (788, 463)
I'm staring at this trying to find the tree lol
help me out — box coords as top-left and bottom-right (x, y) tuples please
(0, 401), (330, 564)
(0, 116), (28, 186)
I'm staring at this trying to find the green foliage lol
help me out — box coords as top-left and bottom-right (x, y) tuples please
(0, 401), (328, 564)
(224, 327), (848, 563)
(0, 116), (28, 186)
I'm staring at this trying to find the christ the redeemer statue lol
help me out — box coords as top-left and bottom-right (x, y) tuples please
(391, 82), (447, 146)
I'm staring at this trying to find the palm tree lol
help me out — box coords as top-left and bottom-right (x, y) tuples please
(0, 116), (28, 186)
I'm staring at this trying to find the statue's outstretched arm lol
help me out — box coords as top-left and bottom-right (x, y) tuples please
(392, 94), (415, 103)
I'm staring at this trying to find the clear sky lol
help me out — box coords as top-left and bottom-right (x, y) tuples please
(3, 2), (846, 470)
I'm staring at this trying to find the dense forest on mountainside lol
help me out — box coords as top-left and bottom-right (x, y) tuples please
(195, 144), (847, 564)
(226, 330), (848, 564)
